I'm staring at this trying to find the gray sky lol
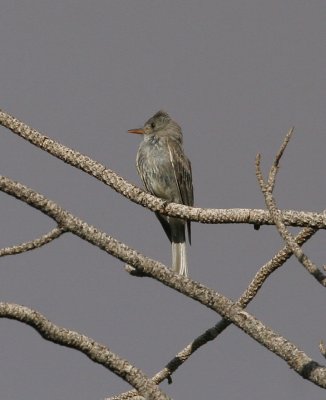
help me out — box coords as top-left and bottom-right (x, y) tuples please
(0, 1), (326, 399)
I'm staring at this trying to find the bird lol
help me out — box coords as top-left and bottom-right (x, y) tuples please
(128, 110), (193, 276)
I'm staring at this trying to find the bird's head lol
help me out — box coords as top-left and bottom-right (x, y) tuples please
(128, 110), (182, 141)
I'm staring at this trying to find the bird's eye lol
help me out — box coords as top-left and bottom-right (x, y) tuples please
(151, 122), (155, 129)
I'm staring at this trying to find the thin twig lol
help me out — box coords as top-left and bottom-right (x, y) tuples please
(255, 130), (326, 286)
(320, 341), (326, 359)
(268, 127), (294, 191)
(0, 226), (65, 257)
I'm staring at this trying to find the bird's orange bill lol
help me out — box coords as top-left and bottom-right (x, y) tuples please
(128, 128), (145, 134)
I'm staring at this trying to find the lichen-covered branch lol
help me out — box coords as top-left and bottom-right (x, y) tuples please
(0, 226), (65, 257)
(110, 226), (317, 399)
(1, 109), (326, 229)
(0, 303), (169, 400)
(0, 175), (325, 390)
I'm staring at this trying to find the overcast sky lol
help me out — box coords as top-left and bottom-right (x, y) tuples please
(1, 2), (326, 399)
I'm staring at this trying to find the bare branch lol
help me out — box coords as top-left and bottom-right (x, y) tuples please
(112, 226), (317, 399)
(0, 303), (169, 400)
(0, 226), (65, 257)
(1, 109), (326, 230)
(1, 175), (326, 390)
(255, 131), (326, 286)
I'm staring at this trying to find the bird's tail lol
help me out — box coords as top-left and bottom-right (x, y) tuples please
(172, 242), (188, 277)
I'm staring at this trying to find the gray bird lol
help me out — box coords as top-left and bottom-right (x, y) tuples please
(128, 110), (193, 276)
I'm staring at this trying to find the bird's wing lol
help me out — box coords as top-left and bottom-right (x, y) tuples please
(167, 138), (194, 244)
(166, 137), (193, 207)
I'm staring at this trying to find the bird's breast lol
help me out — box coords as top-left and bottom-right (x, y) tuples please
(136, 139), (180, 202)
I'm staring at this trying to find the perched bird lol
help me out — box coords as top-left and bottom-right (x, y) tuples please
(128, 110), (193, 276)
